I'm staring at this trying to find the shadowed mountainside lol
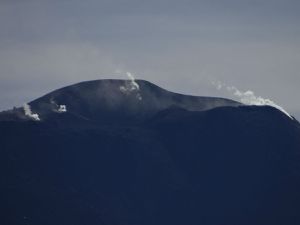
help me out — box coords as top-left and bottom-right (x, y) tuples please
(1, 79), (300, 225)
(0, 79), (240, 123)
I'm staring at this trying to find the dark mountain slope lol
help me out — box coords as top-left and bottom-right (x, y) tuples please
(0, 79), (240, 123)
(0, 80), (300, 225)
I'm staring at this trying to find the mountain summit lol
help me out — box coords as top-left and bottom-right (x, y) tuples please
(1, 79), (241, 122)
(1, 79), (300, 225)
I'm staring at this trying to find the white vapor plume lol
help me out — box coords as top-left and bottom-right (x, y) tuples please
(126, 72), (140, 91)
(120, 72), (140, 91)
(119, 71), (142, 100)
(212, 81), (293, 119)
(50, 99), (67, 113)
(23, 103), (40, 121)
(58, 105), (67, 113)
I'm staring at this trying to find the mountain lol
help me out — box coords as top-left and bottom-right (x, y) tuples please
(1, 79), (300, 225)
(0, 79), (240, 123)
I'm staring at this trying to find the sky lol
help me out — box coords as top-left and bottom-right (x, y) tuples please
(0, 0), (299, 118)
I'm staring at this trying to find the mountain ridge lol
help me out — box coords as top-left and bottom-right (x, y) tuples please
(1, 79), (242, 122)
(1, 79), (300, 225)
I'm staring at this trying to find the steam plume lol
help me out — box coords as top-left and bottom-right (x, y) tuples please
(50, 99), (67, 113)
(23, 103), (40, 121)
(126, 72), (140, 90)
(58, 105), (67, 113)
(119, 72), (142, 100)
(212, 81), (293, 119)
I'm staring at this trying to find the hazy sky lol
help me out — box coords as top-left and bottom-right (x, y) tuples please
(0, 0), (299, 117)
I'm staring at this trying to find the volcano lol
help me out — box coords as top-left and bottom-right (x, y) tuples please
(1, 79), (300, 225)
(0, 79), (241, 123)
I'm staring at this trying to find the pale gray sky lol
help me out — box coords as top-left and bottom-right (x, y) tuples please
(0, 0), (299, 117)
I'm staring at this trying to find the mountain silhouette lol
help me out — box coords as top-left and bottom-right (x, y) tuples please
(0, 79), (240, 123)
(1, 79), (300, 225)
